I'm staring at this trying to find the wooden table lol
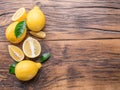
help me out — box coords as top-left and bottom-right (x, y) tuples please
(0, 0), (120, 90)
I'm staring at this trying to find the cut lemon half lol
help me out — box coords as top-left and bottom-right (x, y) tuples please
(12, 7), (27, 21)
(22, 37), (41, 58)
(8, 45), (24, 62)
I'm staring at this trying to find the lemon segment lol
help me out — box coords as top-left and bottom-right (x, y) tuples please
(30, 31), (46, 39)
(22, 37), (41, 58)
(8, 45), (24, 62)
(26, 6), (45, 31)
(12, 7), (27, 21)
(15, 60), (42, 81)
(5, 22), (27, 44)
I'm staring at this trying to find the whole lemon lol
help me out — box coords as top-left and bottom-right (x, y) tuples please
(15, 60), (42, 81)
(26, 6), (46, 31)
(5, 22), (26, 43)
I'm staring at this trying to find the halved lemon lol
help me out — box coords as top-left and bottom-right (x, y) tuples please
(8, 45), (24, 62)
(22, 37), (41, 58)
(12, 7), (27, 21)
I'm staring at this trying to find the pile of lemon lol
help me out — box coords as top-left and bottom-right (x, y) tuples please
(6, 6), (46, 44)
(5, 6), (50, 81)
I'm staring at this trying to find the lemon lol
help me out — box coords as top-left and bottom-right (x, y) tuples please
(5, 22), (26, 43)
(26, 6), (46, 31)
(12, 7), (27, 21)
(8, 45), (24, 62)
(15, 60), (42, 81)
(30, 31), (46, 39)
(22, 37), (41, 58)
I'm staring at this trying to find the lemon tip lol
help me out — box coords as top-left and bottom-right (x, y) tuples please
(33, 6), (40, 9)
(36, 63), (42, 69)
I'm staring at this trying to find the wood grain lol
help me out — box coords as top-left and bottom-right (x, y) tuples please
(0, 40), (120, 90)
(0, 0), (120, 41)
(0, 0), (120, 90)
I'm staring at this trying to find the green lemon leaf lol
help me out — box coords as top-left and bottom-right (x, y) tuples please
(40, 52), (51, 63)
(9, 62), (18, 74)
(15, 21), (26, 38)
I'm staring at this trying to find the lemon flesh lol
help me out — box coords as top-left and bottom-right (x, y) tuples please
(22, 37), (41, 58)
(8, 45), (24, 62)
(15, 60), (42, 81)
(5, 22), (26, 43)
(26, 6), (46, 31)
(12, 7), (27, 21)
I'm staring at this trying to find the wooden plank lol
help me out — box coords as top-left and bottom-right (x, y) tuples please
(0, 40), (120, 90)
(0, 0), (120, 41)
(0, 0), (120, 90)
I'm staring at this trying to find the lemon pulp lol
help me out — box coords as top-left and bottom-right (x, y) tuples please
(8, 45), (24, 62)
(22, 37), (41, 58)
(12, 7), (27, 21)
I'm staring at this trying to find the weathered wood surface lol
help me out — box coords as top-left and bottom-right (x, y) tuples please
(0, 0), (120, 90)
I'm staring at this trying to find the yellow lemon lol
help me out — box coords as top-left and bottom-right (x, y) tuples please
(30, 31), (46, 39)
(8, 45), (24, 62)
(5, 22), (26, 43)
(12, 7), (27, 22)
(26, 6), (46, 31)
(22, 37), (41, 58)
(15, 60), (42, 81)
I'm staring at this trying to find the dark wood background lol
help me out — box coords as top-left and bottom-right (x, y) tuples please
(0, 0), (120, 90)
